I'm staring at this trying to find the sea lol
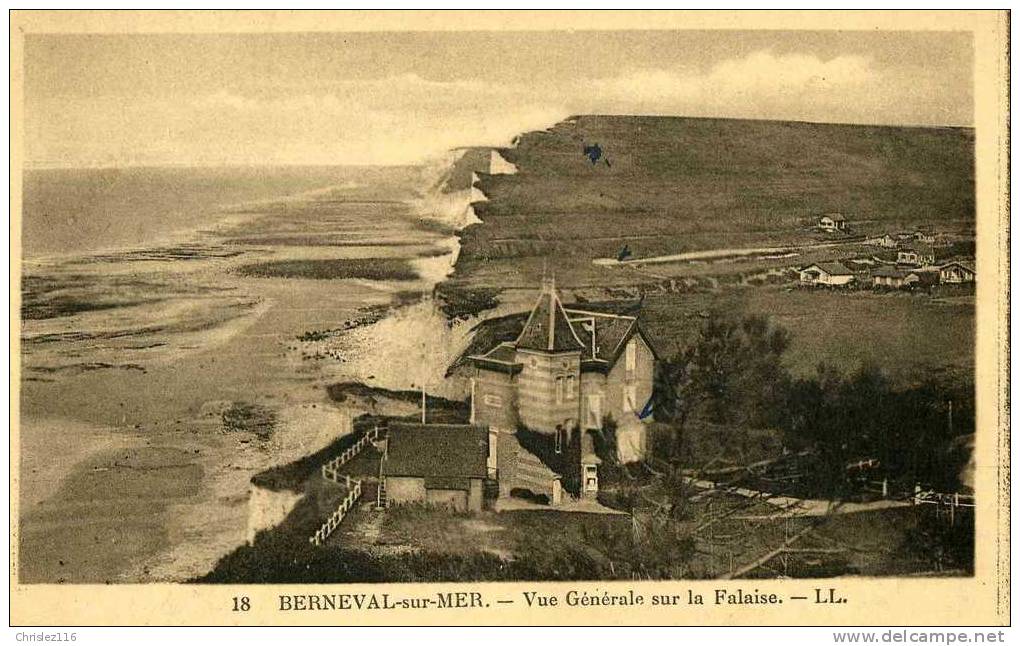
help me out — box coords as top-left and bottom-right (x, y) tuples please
(19, 164), (461, 378)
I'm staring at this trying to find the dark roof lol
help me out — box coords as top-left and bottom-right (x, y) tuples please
(821, 213), (846, 221)
(516, 285), (586, 352)
(382, 423), (488, 480)
(468, 342), (522, 374)
(902, 242), (936, 255)
(872, 266), (908, 278)
(940, 261), (976, 274)
(467, 285), (658, 373)
(566, 309), (639, 365)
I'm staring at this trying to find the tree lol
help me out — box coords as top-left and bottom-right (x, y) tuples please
(653, 312), (792, 459)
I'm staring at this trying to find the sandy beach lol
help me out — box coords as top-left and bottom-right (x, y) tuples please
(18, 159), (482, 582)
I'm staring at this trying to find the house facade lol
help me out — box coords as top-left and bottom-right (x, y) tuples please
(818, 214), (848, 232)
(871, 267), (939, 289)
(379, 422), (489, 512)
(872, 266), (913, 288)
(939, 262), (976, 284)
(468, 278), (657, 501)
(799, 261), (855, 286)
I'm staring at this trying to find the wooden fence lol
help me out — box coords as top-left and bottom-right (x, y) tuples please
(309, 478), (363, 546)
(321, 426), (380, 483)
(912, 487), (975, 524)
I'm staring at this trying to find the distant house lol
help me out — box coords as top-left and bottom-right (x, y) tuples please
(799, 261), (856, 286)
(379, 422), (489, 512)
(897, 243), (937, 267)
(872, 266), (939, 289)
(914, 226), (937, 244)
(872, 266), (910, 288)
(818, 213), (848, 232)
(939, 261), (976, 284)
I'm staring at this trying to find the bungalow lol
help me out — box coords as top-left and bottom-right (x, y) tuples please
(467, 277), (659, 502)
(939, 261), (976, 284)
(799, 261), (855, 286)
(818, 213), (848, 232)
(914, 226), (937, 244)
(865, 233), (899, 249)
(872, 267), (939, 289)
(379, 422), (489, 512)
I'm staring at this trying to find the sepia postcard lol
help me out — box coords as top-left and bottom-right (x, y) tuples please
(8, 9), (1011, 628)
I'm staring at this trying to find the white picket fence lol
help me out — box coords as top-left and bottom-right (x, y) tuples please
(913, 488), (975, 507)
(309, 478), (363, 546)
(321, 426), (380, 483)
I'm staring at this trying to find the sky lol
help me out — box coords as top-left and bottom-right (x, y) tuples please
(23, 30), (973, 167)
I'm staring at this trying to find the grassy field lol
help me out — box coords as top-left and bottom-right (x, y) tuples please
(236, 258), (418, 281)
(450, 115), (973, 290)
(452, 283), (973, 387)
(634, 286), (974, 385)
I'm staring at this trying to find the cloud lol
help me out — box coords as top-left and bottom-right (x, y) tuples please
(29, 74), (567, 166)
(26, 49), (966, 168)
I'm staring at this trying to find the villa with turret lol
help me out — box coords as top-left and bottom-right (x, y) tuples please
(467, 278), (658, 503)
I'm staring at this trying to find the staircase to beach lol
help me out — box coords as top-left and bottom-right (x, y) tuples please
(511, 447), (562, 503)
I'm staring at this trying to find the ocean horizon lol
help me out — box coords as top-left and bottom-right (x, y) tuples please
(21, 164), (428, 259)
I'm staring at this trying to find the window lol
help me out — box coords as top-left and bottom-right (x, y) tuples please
(487, 430), (498, 473)
(565, 375), (576, 400)
(554, 426), (564, 454)
(626, 340), (637, 372)
(555, 377), (564, 404)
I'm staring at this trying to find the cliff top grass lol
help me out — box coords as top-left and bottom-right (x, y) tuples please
(454, 115), (974, 288)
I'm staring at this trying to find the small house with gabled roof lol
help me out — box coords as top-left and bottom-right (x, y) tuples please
(818, 213), (848, 232)
(938, 261), (976, 284)
(380, 422), (490, 512)
(799, 261), (856, 286)
(467, 277), (658, 502)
